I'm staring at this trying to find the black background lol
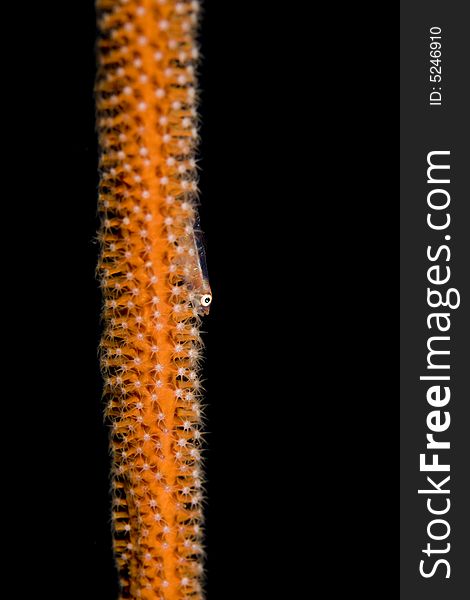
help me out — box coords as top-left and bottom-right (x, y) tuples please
(9, 1), (399, 597)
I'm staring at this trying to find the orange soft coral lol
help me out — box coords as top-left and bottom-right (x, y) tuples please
(95, 1), (207, 598)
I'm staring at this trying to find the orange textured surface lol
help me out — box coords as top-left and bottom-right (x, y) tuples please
(95, 1), (206, 598)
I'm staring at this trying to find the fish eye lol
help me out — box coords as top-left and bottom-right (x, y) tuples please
(200, 294), (212, 307)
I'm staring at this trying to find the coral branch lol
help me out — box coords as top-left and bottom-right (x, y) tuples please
(95, 1), (206, 598)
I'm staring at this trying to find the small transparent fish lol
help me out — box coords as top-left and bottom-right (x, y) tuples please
(185, 215), (212, 316)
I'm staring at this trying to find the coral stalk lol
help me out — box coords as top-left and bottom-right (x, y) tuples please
(95, 1), (206, 598)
